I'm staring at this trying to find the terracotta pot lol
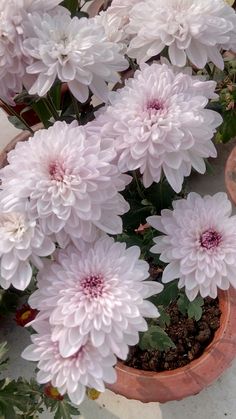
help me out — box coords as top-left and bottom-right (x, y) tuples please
(0, 124), (42, 169)
(225, 143), (236, 205)
(107, 288), (236, 403)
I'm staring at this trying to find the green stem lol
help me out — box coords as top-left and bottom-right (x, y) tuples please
(43, 96), (60, 121)
(132, 170), (145, 200)
(71, 93), (80, 122)
(1, 100), (34, 134)
(211, 64), (216, 80)
(205, 63), (213, 79)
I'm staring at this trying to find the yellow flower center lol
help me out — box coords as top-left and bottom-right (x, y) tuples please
(21, 310), (32, 321)
(86, 388), (101, 400)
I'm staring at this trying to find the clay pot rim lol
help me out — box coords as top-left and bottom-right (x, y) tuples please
(115, 289), (229, 377)
(225, 143), (236, 206)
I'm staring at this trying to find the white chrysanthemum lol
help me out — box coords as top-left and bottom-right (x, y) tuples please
(0, 208), (55, 290)
(0, 0), (62, 103)
(0, 121), (130, 242)
(90, 63), (222, 193)
(94, 0), (140, 44)
(94, 11), (127, 45)
(19, 0), (62, 12)
(22, 322), (117, 405)
(29, 236), (163, 359)
(148, 192), (236, 301)
(127, 0), (236, 69)
(23, 11), (128, 103)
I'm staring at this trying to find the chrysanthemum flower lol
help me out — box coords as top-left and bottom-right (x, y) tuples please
(148, 192), (236, 301)
(44, 383), (64, 401)
(20, 0), (62, 12)
(0, 209), (55, 290)
(23, 11), (128, 102)
(94, 0), (140, 44)
(0, 121), (130, 242)
(90, 63), (222, 192)
(127, 0), (236, 69)
(29, 236), (163, 359)
(0, 0), (62, 103)
(15, 303), (38, 327)
(22, 322), (117, 405)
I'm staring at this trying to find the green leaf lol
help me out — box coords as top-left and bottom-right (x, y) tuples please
(177, 294), (204, 321)
(187, 296), (204, 321)
(145, 179), (176, 213)
(50, 83), (62, 110)
(32, 100), (51, 128)
(0, 343), (8, 363)
(8, 116), (29, 131)
(61, 0), (78, 15)
(75, 11), (89, 18)
(151, 281), (179, 308)
(54, 401), (80, 419)
(217, 109), (236, 143)
(139, 326), (176, 351)
(0, 402), (17, 419)
(177, 293), (190, 316)
(157, 307), (171, 328)
(0, 388), (27, 415)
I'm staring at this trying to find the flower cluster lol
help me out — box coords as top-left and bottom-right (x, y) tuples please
(22, 236), (162, 404)
(148, 193), (236, 301)
(0, 0), (235, 409)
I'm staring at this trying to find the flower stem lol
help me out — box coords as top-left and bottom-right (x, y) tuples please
(43, 96), (60, 121)
(1, 100), (34, 134)
(132, 170), (145, 200)
(205, 63), (213, 79)
(211, 64), (216, 80)
(71, 93), (80, 122)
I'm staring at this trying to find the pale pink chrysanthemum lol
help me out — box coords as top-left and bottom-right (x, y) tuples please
(89, 62), (222, 193)
(22, 322), (117, 405)
(127, 0), (236, 69)
(148, 192), (236, 301)
(94, 0), (140, 44)
(0, 121), (130, 242)
(0, 0), (62, 103)
(0, 206), (55, 290)
(19, 0), (62, 12)
(29, 235), (163, 359)
(23, 11), (128, 103)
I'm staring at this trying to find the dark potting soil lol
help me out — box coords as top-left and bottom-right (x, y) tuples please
(125, 297), (221, 372)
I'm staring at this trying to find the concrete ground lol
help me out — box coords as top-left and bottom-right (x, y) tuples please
(1, 108), (236, 419)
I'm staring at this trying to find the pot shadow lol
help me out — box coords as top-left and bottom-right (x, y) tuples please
(160, 357), (236, 419)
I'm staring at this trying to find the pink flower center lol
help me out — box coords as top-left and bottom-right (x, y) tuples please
(147, 100), (164, 112)
(200, 229), (222, 250)
(80, 274), (104, 299)
(49, 161), (65, 181)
